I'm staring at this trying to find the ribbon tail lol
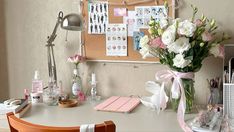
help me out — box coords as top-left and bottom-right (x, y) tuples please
(171, 78), (181, 99)
(160, 82), (168, 111)
(177, 80), (192, 132)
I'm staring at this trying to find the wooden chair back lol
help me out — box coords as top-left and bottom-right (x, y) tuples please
(7, 112), (115, 132)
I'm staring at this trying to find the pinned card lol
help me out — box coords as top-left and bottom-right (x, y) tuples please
(123, 11), (139, 36)
(114, 8), (127, 16)
(133, 31), (144, 51)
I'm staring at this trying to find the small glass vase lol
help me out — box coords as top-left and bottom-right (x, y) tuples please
(71, 68), (83, 99)
(171, 78), (195, 113)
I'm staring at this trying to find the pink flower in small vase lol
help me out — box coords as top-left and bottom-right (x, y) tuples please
(194, 19), (203, 27)
(202, 31), (213, 42)
(77, 90), (86, 101)
(68, 54), (86, 68)
(150, 37), (166, 49)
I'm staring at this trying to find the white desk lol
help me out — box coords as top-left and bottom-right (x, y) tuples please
(0, 101), (195, 132)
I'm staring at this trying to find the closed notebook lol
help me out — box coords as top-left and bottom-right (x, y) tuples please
(94, 96), (140, 113)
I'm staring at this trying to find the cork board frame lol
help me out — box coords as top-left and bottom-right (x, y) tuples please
(83, 0), (175, 63)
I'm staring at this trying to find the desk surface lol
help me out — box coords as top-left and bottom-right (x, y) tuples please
(0, 101), (195, 132)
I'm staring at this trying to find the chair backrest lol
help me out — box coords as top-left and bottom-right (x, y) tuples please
(7, 112), (115, 132)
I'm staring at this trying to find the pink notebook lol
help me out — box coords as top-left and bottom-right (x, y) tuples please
(94, 96), (140, 113)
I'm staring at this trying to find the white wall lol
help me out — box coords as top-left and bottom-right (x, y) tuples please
(2, 0), (234, 104)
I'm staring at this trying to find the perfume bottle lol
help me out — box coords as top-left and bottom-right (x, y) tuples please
(32, 70), (43, 93)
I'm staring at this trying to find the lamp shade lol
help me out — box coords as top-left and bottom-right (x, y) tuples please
(61, 13), (83, 31)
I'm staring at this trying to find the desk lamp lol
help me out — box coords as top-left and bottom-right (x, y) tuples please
(46, 11), (83, 86)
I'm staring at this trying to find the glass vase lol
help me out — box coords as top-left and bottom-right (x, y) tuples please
(71, 68), (83, 99)
(171, 78), (195, 113)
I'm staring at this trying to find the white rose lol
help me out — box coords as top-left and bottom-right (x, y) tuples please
(139, 47), (154, 59)
(139, 36), (151, 59)
(159, 18), (168, 29)
(168, 18), (181, 25)
(209, 44), (224, 58)
(140, 36), (149, 48)
(178, 20), (196, 37)
(168, 37), (191, 53)
(161, 25), (176, 45)
(173, 54), (191, 68)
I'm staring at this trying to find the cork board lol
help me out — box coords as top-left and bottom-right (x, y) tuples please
(83, 0), (174, 62)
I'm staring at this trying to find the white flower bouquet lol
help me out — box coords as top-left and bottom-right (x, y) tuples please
(139, 3), (230, 131)
(140, 6), (229, 72)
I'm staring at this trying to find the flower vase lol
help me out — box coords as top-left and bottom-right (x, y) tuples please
(71, 68), (83, 99)
(171, 78), (195, 113)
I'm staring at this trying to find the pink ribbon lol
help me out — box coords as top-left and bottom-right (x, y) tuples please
(155, 70), (194, 132)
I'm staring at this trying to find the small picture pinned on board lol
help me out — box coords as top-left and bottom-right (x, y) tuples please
(136, 8), (143, 17)
(157, 7), (167, 18)
(133, 31), (144, 51)
(151, 7), (158, 17)
(136, 18), (144, 27)
(144, 7), (151, 17)
(114, 8), (127, 16)
(144, 18), (151, 27)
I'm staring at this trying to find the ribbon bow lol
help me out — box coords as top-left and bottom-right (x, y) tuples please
(155, 70), (194, 132)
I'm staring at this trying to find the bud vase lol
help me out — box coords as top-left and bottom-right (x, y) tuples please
(171, 78), (195, 113)
(72, 68), (83, 98)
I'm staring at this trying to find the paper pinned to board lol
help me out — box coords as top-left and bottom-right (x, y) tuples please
(106, 24), (128, 56)
(88, 1), (109, 34)
(114, 8), (127, 16)
(123, 11), (139, 36)
(135, 6), (167, 29)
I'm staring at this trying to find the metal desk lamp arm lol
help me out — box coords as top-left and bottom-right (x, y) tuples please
(46, 11), (64, 85)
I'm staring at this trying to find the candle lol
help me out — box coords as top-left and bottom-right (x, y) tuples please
(91, 73), (96, 84)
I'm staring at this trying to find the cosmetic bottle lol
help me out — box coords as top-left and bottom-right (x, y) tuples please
(32, 70), (43, 93)
(24, 89), (30, 100)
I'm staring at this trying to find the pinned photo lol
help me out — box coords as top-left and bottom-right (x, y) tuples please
(133, 31), (144, 51)
(144, 8), (151, 16)
(137, 18), (144, 27)
(114, 8), (127, 16)
(136, 8), (143, 17)
(144, 18), (151, 27)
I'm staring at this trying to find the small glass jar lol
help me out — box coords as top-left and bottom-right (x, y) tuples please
(43, 90), (59, 106)
(43, 79), (59, 106)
